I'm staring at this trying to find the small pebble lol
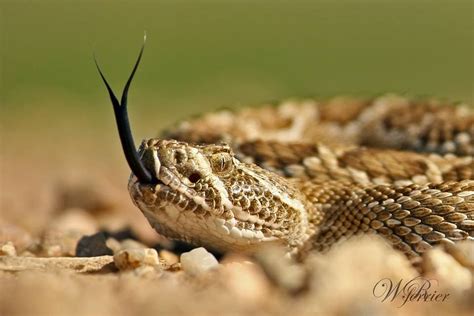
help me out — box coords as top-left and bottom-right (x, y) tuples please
(159, 250), (179, 265)
(114, 248), (160, 271)
(76, 232), (114, 257)
(180, 247), (219, 276)
(0, 242), (17, 257)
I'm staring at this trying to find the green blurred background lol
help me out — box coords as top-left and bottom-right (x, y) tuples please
(1, 0), (473, 137)
(0, 0), (473, 236)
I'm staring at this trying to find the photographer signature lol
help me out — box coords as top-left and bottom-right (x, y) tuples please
(373, 277), (450, 307)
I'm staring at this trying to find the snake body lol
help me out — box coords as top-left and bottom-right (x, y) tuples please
(96, 47), (473, 260)
(127, 96), (473, 259)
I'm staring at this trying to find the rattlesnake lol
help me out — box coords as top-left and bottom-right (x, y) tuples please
(95, 44), (474, 261)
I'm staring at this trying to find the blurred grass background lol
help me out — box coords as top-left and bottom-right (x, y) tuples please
(2, 1), (473, 109)
(0, 0), (473, 161)
(0, 0), (473, 237)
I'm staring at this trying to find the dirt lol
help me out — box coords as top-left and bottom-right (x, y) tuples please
(1, 107), (473, 316)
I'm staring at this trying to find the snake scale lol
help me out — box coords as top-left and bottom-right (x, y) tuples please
(96, 44), (474, 261)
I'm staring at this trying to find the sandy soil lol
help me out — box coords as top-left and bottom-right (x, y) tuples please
(1, 106), (473, 316)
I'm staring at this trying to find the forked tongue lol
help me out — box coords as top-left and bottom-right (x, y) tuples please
(94, 34), (155, 184)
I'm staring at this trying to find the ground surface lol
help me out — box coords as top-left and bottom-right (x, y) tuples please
(1, 103), (473, 316)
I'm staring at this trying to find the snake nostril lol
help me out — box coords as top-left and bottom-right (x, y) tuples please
(188, 172), (201, 183)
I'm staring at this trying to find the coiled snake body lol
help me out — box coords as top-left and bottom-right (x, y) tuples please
(96, 46), (474, 260)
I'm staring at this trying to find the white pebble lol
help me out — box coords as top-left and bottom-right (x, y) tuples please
(0, 242), (17, 257)
(180, 247), (219, 276)
(114, 248), (160, 271)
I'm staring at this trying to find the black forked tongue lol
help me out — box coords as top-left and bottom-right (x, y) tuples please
(94, 35), (155, 183)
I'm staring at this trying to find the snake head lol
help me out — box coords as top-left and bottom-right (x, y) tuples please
(95, 38), (310, 253)
(128, 139), (311, 253)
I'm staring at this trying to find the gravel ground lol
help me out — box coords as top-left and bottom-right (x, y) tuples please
(1, 111), (473, 316)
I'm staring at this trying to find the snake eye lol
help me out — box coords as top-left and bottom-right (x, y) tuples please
(210, 153), (233, 174)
